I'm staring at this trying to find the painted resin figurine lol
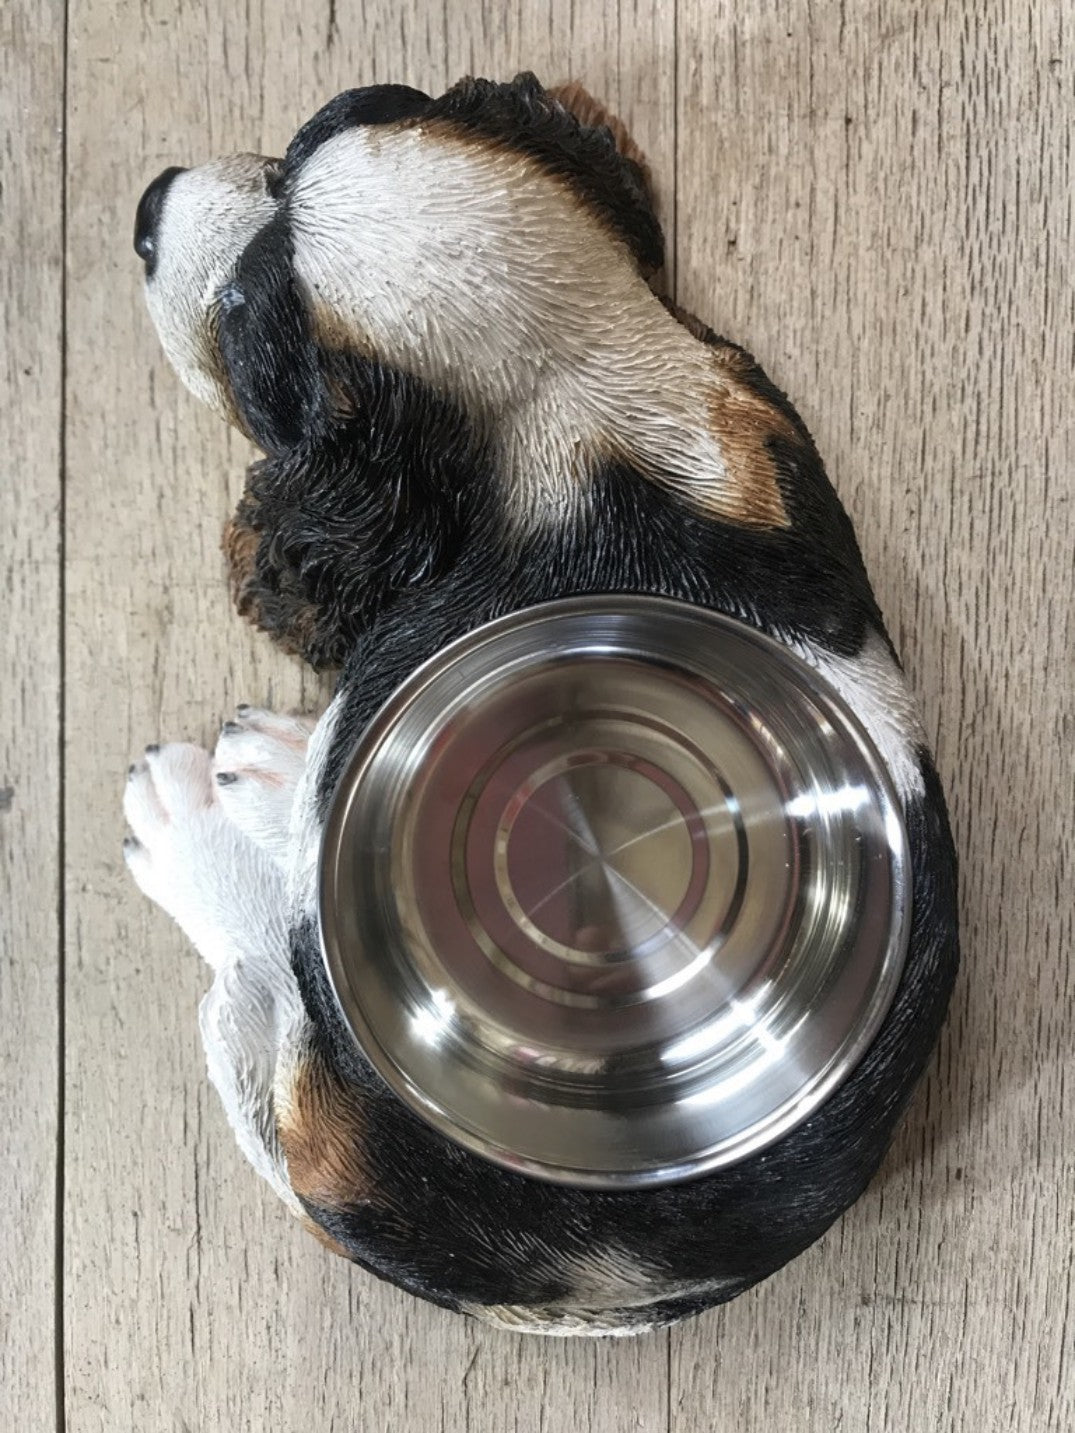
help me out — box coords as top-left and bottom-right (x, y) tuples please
(125, 74), (958, 1334)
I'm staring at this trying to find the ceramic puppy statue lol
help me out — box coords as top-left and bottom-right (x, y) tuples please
(125, 73), (959, 1335)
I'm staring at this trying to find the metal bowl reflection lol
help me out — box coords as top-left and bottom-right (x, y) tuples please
(319, 596), (909, 1187)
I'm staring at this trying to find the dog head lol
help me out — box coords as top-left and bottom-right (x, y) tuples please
(135, 75), (663, 455)
(134, 76), (696, 665)
(137, 74), (827, 672)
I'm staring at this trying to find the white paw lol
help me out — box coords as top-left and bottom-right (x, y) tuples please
(124, 741), (288, 971)
(212, 706), (315, 869)
(123, 738), (309, 1215)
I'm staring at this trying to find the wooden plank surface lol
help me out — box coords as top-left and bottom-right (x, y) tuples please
(3, 0), (1063, 1427)
(0, 1), (64, 1428)
(671, 3), (1074, 1430)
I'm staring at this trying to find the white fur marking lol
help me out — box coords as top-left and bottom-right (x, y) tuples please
(289, 127), (781, 525)
(466, 1245), (741, 1337)
(789, 629), (926, 801)
(145, 155), (277, 418)
(288, 690), (346, 920)
(123, 736), (309, 1214)
(214, 707), (317, 870)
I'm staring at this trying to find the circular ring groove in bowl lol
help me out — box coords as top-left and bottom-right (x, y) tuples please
(319, 596), (910, 1187)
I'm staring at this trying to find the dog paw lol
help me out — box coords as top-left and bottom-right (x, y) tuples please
(124, 741), (287, 971)
(212, 706), (315, 869)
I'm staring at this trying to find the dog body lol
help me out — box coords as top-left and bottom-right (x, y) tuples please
(126, 75), (959, 1334)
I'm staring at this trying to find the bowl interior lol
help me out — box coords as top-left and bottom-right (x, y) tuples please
(319, 597), (909, 1187)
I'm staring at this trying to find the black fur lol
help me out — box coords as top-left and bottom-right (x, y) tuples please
(285, 84), (433, 171)
(225, 333), (884, 679)
(133, 165), (185, 278)
(215, 214), (325, 454)
(230, 351), (487, 668)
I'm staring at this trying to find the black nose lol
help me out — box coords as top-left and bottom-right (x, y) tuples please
(133, 166), (186, 275)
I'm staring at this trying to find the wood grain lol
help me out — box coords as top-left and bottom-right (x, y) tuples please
(0, 1), (63, 1427)
(1, 0), (1066, 1427)
(672, 3), (1074, 1429)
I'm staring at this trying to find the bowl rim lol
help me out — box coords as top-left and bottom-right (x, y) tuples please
(318, 594), (911, 1188)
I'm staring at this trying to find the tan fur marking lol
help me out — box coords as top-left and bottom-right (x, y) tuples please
(705, 366), (794, 527)
(194, 324), (247, 436)
(301, 1215), (353, 1261)
(250, 724), (312, 756)
(305, 297), (378, 359)
(661, 300), (793, 527)
(221, 510), (261, 610)
(277, 1049), (373, 1211)
(221, 509), (323, 659)
(547, 82), (654, 192)
(280, 601), (321, 658)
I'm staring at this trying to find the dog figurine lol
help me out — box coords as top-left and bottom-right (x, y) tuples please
(125, 74), (959, 1335)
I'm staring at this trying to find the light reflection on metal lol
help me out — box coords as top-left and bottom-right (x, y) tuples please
(320, 597), (909, 1188)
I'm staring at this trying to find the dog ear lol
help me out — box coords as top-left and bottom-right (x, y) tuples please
(215, 214), (325, 454)
(425, 73), (665, 278)
(285, 85), (433, 171)
(220, 354), (482, 670)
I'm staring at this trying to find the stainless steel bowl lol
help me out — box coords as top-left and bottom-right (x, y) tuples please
(319, 596), (910, 1188)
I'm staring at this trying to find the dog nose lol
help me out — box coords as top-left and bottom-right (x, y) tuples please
(133, 166), (187, 274)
